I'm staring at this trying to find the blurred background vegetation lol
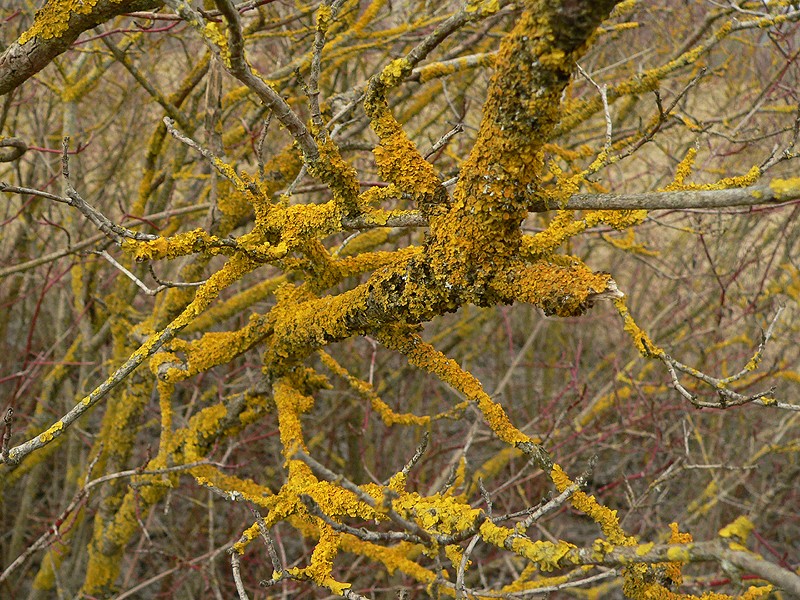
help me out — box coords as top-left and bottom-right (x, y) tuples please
(0, 0), (798, 598)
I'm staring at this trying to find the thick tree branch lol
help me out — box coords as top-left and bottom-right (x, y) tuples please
(0, 0), (161, 96)
(428, 0), (621, 298)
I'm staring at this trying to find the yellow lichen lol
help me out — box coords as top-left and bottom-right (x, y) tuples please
(719, 515), (754, 543)
(769, 177), (800, 200)
(636, 542), (654, 556)
(465, 0), (500, 16)
(38, 420), (64, 443)
(203, 22), (231, 67)
(380, 58), (411, 88)
(665, 545), (691, 562)
(19, 0), (123, 45)
(614, 298), (664, 358)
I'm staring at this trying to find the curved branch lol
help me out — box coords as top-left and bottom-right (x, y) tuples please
(0, 137), (27, 161)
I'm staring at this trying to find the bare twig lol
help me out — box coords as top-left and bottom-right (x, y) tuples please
(230, 551), (251, 600)
(577, 64), (612, 154)
(1, 408), (12, 463)
(0, 203), (212, 279)
(456, 535), (480, 600)
(663, 305), (798, 410)
(163, 117), (258, 195)
(61, 138), (159, 244)
(400, 431), (429, 478)
(256, 113), (272, 179)
(424, 122), (464, 160)
(201, 0), (318, 159)
(0, 142), (159, 246)
(248, 506), (283, 575)
(307, 1), (348, 129)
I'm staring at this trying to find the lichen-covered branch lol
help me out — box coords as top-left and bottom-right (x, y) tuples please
(0, 0), (161, 96)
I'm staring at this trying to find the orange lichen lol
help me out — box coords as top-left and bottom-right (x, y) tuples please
(122, 229), (232, 262)
(273, 377), (314, 459)
(191, 464), (273, 505)
(663, 523), (692, 586)
(465, 0), (500, 16)
(416, 53), (494, 83)
(364, 71), (444, 216)
(603, 229), (659, 256)
(662, 147), (697, 191)
(306, 134), (361, 215)
(203, 22), (231, 67)
(380, 58), (411, 87)
(160, 313), (273, 383)
(499, 258), (613, 317)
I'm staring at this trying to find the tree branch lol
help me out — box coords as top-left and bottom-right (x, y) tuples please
(0, 0), (161, 96)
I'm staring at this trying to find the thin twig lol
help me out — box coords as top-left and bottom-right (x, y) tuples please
(231, 551), (251, 600)
(0, 461), (211, 583)
(577, 64), (612, 154)
(424, 122), (464, 160)
(662, 305), (798, 410)
(1, 408), (12, 463)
